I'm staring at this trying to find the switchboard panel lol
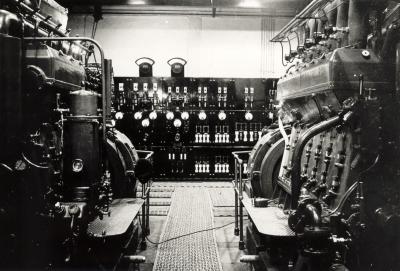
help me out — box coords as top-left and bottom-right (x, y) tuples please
(113, 77), (277, 181)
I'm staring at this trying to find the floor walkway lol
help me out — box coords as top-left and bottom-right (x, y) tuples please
(136, 182), (249, 271)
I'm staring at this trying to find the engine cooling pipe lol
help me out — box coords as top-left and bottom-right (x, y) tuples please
(290, 115), (342, 208)
(324, 1), (337, 28)
(308, 19), (316, 39)
(348, 0), (370, 48)
(336, 0), (349, 29)
(0, 10), (21, 35)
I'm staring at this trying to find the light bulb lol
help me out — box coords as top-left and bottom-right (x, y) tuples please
(181, 111), (189, 120)
(166, 111), (174, 120)
(149, 111), (157, 120)
(134, 111), (143, 120)
(218, 111), (226, 121)
(173, 119), (182, 128)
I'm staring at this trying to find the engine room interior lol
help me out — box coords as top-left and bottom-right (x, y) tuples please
(0, 0), (399, 270)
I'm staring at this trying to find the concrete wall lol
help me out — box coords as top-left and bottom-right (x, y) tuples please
(68, 14), (289, 78)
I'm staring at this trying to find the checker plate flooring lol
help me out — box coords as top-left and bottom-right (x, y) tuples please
(153, 187), (223, 271)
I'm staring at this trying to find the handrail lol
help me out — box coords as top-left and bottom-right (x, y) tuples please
(232, 149), (251, 250)
(136, 150), (154, 160)
(232, 150), (251, 165)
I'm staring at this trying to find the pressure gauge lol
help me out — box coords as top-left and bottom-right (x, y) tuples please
(181, 111), (189, 120)
(166, 111), (174, 120)
(134, 111), (143, 120)
(245, 111), (253, 121)
(72, 159), (83, 173)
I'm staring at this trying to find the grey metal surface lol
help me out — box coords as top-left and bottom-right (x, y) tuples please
(87, 198), (144, 237)
(208, 188), (234, 207)
(242, 197), (294, 237)
(153, 187), (223, 271)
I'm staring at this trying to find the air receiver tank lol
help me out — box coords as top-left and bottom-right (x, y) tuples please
(63, 89), (100, 202)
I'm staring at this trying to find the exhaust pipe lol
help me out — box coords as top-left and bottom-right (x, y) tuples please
(336, 0), (349, 29)
(348, 0), (370, 48)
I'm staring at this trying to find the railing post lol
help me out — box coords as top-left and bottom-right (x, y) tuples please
(140, 182), (147, 250)
(146, 182), (150, 236)
(234, 158), (239, 236)
(238, 161), (245, 250)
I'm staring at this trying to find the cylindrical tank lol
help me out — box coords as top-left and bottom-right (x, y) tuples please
(63, 89), (100, 201)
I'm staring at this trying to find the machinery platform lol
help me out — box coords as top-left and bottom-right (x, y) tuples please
(242, 197), (294, 237)
(87, 198), (144, 237)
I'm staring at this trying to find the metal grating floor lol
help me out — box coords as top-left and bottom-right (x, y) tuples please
(153, 187), (223, 271)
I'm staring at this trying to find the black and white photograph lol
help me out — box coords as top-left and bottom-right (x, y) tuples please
(0, 0), (399, 270)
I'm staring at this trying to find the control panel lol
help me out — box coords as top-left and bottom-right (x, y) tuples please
(112, 77), (277, 181)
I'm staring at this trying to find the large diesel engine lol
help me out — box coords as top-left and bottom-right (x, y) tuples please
(237, 0), (400, 270)
(0, 0), (151, 269)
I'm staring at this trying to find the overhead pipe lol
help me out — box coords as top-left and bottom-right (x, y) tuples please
(308, 19), (317, 39)
(271, 0), (327, 42)
(290, 115), (342, 208)
(0, 10), (21, 35)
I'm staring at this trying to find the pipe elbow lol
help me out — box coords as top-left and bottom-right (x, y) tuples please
(0, 9), (21, 36)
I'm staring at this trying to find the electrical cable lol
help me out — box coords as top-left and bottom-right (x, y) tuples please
(138, 215), (248, 246)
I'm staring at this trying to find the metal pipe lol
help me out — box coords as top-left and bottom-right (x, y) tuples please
(316, 17), (324, 35)
(325, 1), (337, 27)
(336, 0), (349, 29)
(23, 37), (106, 141)
(290, 116), (341, 208)
(0, 9), (21, 35)
(271, 0), (326, 42)
(9, 0), (66, 37)
(309, 19), (317, 39)
(348, 0), (370, 48)
(380, 23), (400, 61)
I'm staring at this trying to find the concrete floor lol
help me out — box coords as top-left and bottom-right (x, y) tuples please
(136, 216), (250, 271)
